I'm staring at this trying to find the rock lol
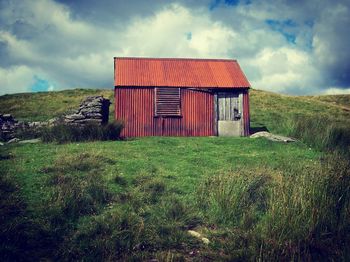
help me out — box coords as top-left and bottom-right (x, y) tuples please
(0, 95), (111, 142)
(18, 138), (41, 144)
(2, 114), (13, 121)
(0, 114), (17, 141)
(73, 119), (102, 124)
(65, 114), (86, 120)
(250, 131), (296, 142)
(48, 118), (59, 126)
(79, 107), (102, 114)
(63, 96), (110, 126)
(188, 230), (210, 245)
(83, 113), (103, 118)
(7, 138), (20, 144)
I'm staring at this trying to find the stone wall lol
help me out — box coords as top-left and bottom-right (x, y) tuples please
(64, 96), (111, 125)
(0, 95), (111, 142)
(0, 114), (26, 141)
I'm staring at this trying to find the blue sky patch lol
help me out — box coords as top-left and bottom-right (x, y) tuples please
(265, 19), (297, 44)
(209, 0), (241, 10)
(30, 76), (52, 92)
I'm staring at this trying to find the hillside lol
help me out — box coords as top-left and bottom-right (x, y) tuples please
(1, 88), (350, 260)
(250, 89), (350, 133)
(0, 89), (114, 122)
(1, 88), (349, 135)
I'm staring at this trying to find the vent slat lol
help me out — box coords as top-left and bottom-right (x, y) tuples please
(155, 88), (181, 116)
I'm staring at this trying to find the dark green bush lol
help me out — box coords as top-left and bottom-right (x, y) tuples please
(41, 121), (124, 143)
(14, 127), (43, 140)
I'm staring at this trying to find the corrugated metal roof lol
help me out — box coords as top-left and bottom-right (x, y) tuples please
(114, 57), (250, 88)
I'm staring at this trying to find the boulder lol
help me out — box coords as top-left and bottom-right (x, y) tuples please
(63, 96), (110, 126)
(18, 138), (41, 144)
(250, 131), (297, 142)
(7, 138), (20, 144)
(0, 114), (17, 141)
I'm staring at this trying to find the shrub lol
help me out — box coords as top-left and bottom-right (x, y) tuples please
(41, 121), (124, 143)
(14, 126), (43, 140)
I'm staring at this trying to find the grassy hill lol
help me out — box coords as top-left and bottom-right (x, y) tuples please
(1, 88), (349, 133)
(1, 88), (350, 260)
(0, 89), (114, 122)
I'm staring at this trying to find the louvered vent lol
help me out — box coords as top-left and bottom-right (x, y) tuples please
(155, 88), (181, 116)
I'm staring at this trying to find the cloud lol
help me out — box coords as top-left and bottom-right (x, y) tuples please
(120, 4), (237, 58)
(0, 0), (349, 96)
(313, 1), (350, 88)
(245, 47), (321, 94)
(0, 65), (36, 94)
(323, 87), (350, 95)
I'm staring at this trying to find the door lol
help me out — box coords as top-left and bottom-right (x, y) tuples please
(217, 92), (243, 136)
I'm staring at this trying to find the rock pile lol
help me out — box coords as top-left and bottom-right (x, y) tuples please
(0, 114), (26, 141)
(64, 96), (110, 125)
(0, 96), (111, 143)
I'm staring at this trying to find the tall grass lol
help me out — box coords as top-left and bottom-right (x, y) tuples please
(284, 115), (350, 155)
(197, 169), (271, 228)
(41, 121), (124, 143)
(2, 141), (349, 260)
(196, 154), (350, 260)
(0, 165), (52, 261)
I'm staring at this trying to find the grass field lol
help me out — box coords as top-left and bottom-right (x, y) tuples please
(1, 88), (350, 260)
(1, 88), (349, 133)
(0, 89), (114, 122)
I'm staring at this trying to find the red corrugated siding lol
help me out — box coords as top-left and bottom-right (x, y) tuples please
(243, 90), (250, 136)
(115, 87), (215, 137)
(115, 57), (250, 88)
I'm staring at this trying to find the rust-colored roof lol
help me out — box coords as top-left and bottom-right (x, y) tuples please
(114, 57), (250, 88)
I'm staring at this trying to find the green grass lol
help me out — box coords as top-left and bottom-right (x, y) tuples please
(3, 137), (348, 260)
(250, 89), (350, 134)
(0, 88), (114, 121)
(1, 87), (349, 129)
(308, 94), (350, 109)
(1, 88), (350, 260)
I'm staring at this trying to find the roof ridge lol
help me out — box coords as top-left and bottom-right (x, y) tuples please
(114, 57), (237, 62)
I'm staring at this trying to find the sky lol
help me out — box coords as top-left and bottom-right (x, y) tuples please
(0, 0), (349, 96)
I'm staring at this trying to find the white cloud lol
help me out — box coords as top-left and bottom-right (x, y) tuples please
(0, 65), (35, 95)
(0, 0), (349, 95)
(242, 47), (321, 94)
(120, 4), (237, 58)
(323, 87), (350, 95)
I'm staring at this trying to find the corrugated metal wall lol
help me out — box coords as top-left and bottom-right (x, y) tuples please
(242, 89), (250, 136)
(115, 87), (215, 137)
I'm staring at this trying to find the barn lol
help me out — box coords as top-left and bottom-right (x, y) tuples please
(114, 57), (250, 137)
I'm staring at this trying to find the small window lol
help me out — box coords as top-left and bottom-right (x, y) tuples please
(155, 88), (181, 116)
